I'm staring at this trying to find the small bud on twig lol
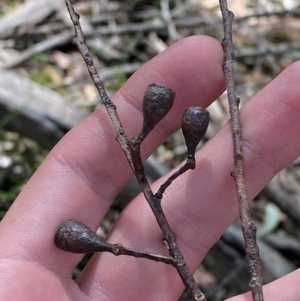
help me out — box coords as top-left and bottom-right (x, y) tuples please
(155, 107), (209, 199)
(182, 107), (209, 158)
(55, 220), (110, 253)
(142, 83), (175, 136)
(55, 220), (175, 264)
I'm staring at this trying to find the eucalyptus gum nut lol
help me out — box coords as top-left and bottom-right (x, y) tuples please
(55, 220), (109, 254)
(182, 107), (209, 157)
(142, 83), (175, 133)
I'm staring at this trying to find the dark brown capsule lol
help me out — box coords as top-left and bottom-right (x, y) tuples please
(142, 83), (175, 135)
(182, 107), (209, 157)
(55, 220), (110, 254)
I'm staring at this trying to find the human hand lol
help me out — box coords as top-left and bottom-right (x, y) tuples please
(0, 35), (299, 301)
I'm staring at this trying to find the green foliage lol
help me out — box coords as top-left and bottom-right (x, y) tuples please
(31, 52), (51, 64)
(0, 111), (20, 128)
(106, 71), (128, 91)
(29, 69), (53, 86)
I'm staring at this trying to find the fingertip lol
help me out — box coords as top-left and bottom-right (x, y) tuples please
(281, 59), (300, 81)
(114, 35), (225, 139)
(117, 35), (225, 106)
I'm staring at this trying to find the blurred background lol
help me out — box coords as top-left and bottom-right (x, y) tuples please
(0, 0), (299, 300)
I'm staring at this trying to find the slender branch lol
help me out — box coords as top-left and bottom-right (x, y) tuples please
(219, 1), (264, 301)
(63, 1), (206, 300)
(129, 140), (205, 301)
(155, 158), (195, 199)
(65, 0), (134, 172)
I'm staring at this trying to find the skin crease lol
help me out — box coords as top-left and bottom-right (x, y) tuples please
(0, 35), (299, 301)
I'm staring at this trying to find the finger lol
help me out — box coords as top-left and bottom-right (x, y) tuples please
(226, 269), (300, 301)
(0, 36), (225, 271)
(77, 61), (300, 300)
